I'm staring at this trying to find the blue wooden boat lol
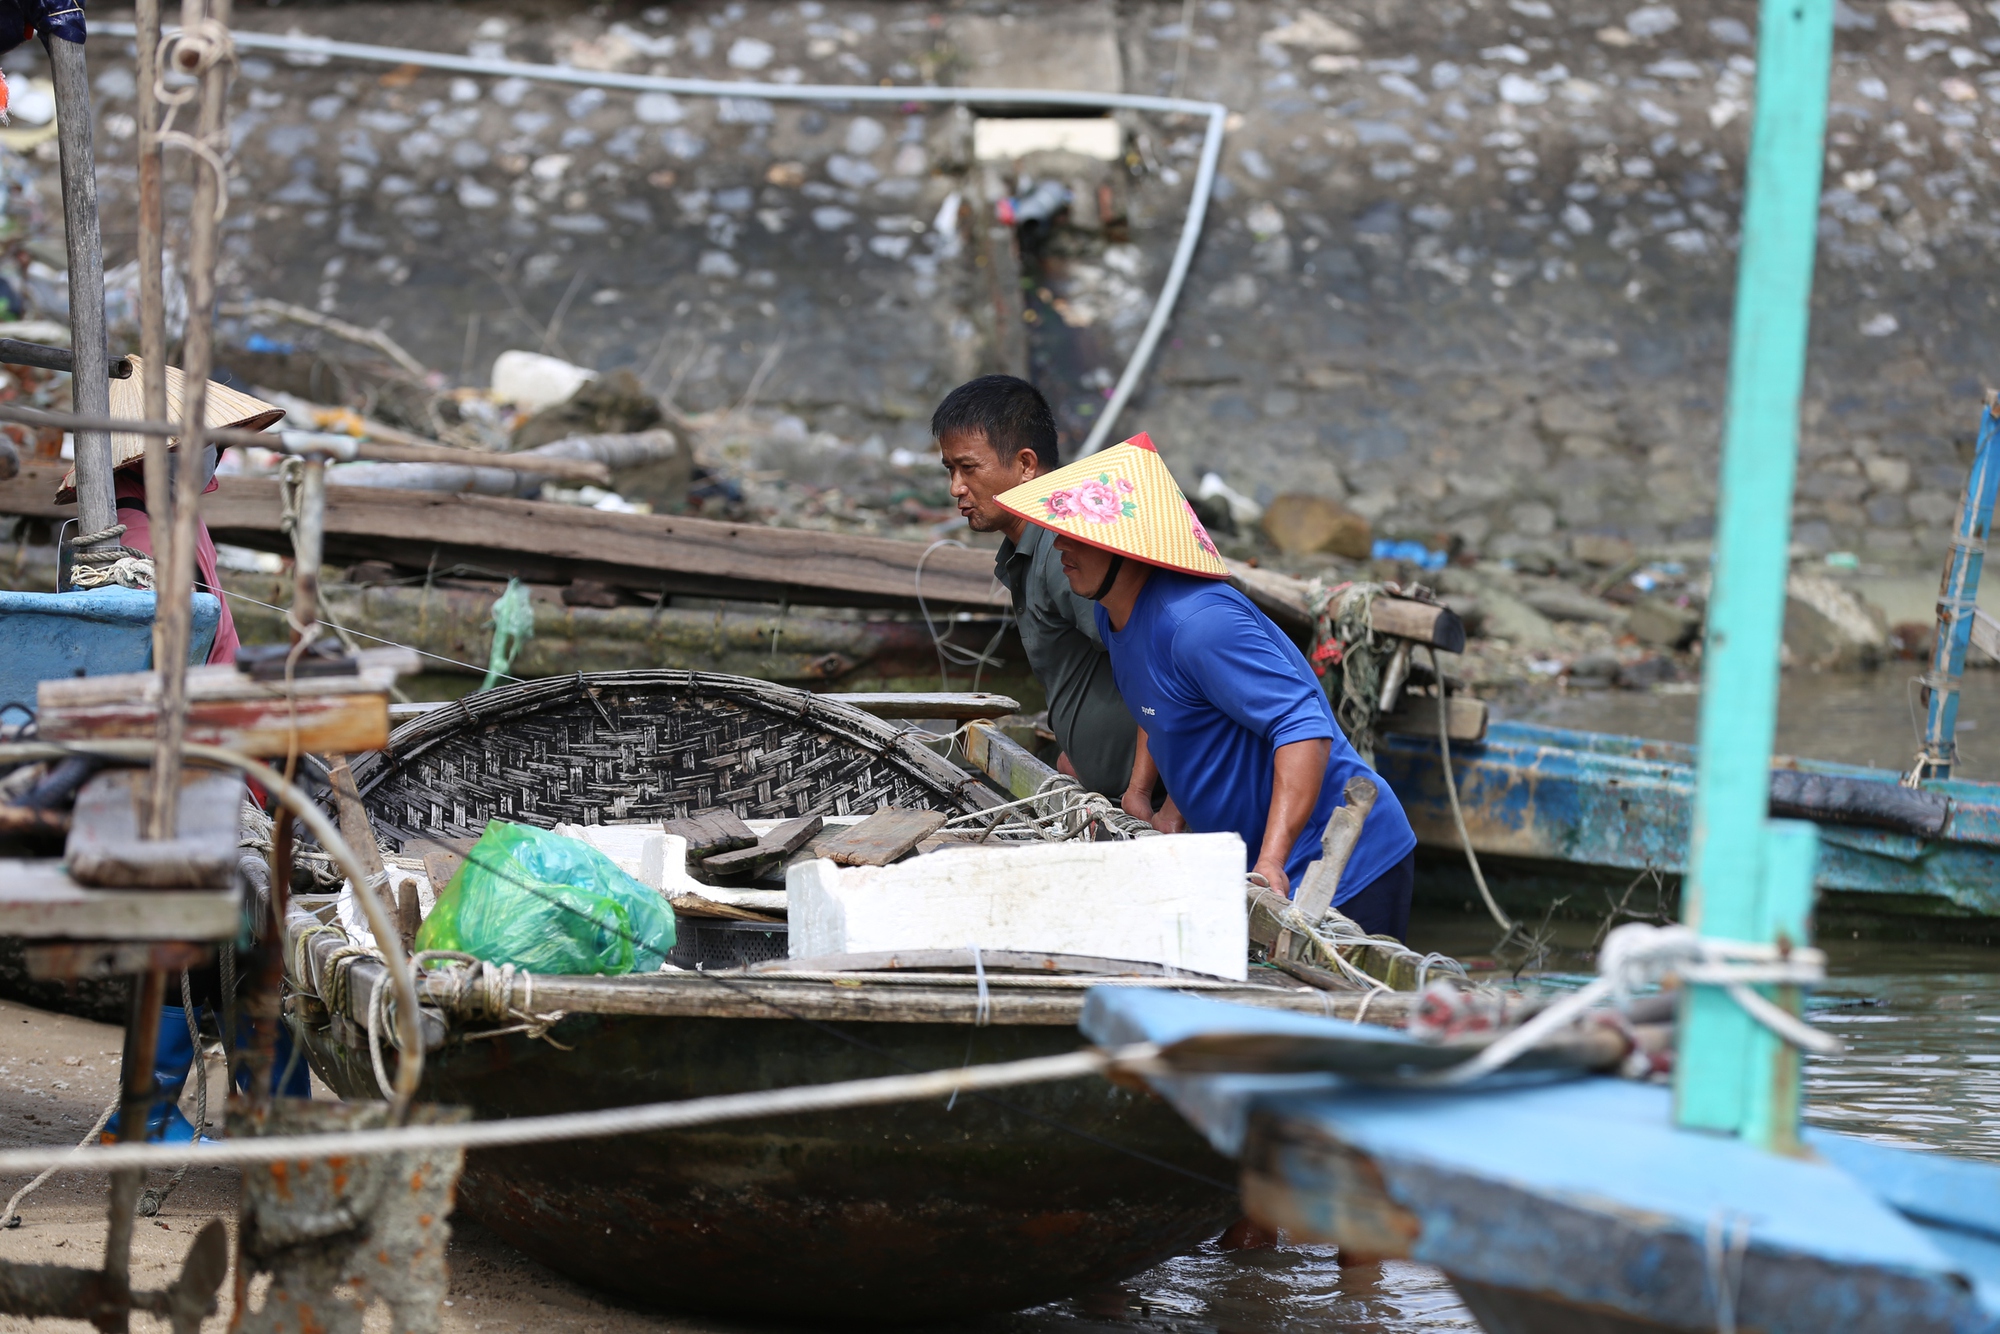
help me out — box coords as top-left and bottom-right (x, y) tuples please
(1374, 720), (2000, 920)
(1375, 361), (2000, 926)
(0, 587), (219, 724)
(1081, 988), (2000, 1334)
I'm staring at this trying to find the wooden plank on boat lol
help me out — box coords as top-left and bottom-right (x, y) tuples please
(409, 969), (1415, 1027)
(1378, 693), (1488, 744)
(703, 814), (823, 876)
(35, 649), (415, 707)
(0, 461), (1010, 610)
(228, 474), (1008, 611)
(662, 811), (759, 860)
(668, 892), (785, 923)
(65, 769), (244, 889)
(814, 808), (947, 866)
(819, 692), (1022, 720)
(36, 652), (410, 756)
(962, 720), (1059, 801)
(38, 690), (389, 756)
(0, 859), (242, 939)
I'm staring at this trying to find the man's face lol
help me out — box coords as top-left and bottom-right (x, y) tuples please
(939, 428), (1039, 533)
(1053, 533), (1114, 598)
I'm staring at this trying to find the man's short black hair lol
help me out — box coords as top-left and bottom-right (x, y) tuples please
(931, 375), (1060, 471)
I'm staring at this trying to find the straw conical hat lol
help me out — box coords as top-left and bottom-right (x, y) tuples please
(995, 433), (1227, 579)
(54, 356), (285, 501)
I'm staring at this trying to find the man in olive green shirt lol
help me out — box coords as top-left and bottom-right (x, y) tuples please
(935, 375), (1137, 796)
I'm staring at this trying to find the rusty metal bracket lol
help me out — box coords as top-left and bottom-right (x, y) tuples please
(231, 1099), (467, 1334)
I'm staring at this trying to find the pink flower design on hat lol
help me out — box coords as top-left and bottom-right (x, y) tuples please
(1075, 479), (1125, 523)
(1044, 489), (1083, 520)
(1186, 500), (1219, 556)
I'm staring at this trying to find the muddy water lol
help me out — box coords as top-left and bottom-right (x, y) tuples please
(986, 670), (2000, 1334)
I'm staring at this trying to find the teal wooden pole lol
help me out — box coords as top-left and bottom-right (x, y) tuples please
(1675, 0), (1835, 1149)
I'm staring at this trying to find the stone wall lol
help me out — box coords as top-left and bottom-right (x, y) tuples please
(34, 0), (2000, 570)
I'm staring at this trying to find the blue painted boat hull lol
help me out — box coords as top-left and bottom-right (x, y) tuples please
(1376, 719), (2000, 920)
(1083, 989), (2000, 1334)
(0, 587), (219, 723)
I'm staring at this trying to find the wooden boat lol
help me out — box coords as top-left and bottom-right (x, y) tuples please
(0, 586), (217, 726)
(288, 669), (1383, 1323)
(1375, 719), (2000, 920)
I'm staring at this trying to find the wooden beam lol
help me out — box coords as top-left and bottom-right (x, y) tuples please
(820, 691), (1021, 720)
(1378, 694), (1489, 744)
(0, 860), (242, 939)
(1369, 597), (1466, 653)
(39, 692), (389, 756)
(211, 475), (1005, 611)
(0, 462), (1008, 610)
(342, 437), (610, 485)
(963, 720), (1058, 801)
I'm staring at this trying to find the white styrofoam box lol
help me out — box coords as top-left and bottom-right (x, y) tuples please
(785, 833), (1249, 979)
(551, 823), (693, 895)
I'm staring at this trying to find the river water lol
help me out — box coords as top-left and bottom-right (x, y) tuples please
(992, 669), (2000, 1334)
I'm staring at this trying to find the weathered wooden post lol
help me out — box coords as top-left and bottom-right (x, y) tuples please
(41, 11), (116, 554)
(1675, 0), (1836, 1151)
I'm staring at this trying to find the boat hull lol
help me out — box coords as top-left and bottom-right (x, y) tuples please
(1378, 720), (2000, 920)
(300, 1009), (1238, 1324)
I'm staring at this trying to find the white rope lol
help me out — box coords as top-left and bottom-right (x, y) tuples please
(1705, 1209), (1752, 1334)
(0, 1100), (118, 1228)
(0, 1046), (1157, 1177)
(969, 944), (990, 1027)
(1429, 647), (1517, 939)
(718, 971), (1265, 991)
(1414, 922), (1837, 1088)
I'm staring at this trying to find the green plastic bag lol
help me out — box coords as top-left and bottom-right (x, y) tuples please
(416, 821), (676, 975)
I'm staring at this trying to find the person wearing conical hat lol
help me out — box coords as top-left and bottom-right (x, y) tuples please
(54, 356), (285, 666)
(994, 434), (1419, 940)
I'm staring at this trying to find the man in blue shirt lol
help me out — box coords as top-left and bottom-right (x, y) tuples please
(994, 435), (1418, 940)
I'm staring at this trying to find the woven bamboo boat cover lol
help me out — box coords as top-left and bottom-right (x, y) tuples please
(348, 671), (999, 851)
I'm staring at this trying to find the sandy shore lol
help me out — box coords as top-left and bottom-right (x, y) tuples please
(0, 996), (739, 1334)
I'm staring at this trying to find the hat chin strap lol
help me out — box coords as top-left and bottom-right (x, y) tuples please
(1087, 554), (1126, 602)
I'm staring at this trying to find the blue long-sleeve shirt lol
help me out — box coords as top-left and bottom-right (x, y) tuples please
(1095, 572), (1416, 897)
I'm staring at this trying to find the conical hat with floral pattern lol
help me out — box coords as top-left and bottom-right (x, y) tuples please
(994, 433), (1226, 579)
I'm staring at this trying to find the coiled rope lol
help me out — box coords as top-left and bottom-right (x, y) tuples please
(67, 523), (158, 591)
(1414, 921), (1838, 1088)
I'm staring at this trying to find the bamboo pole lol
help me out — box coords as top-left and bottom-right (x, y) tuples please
(135, 0), (172, 671)
(147, 0), (233, 837)
(42, 31), (115, 552)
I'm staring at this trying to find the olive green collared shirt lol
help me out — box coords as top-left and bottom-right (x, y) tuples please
(995, 524), (1137, 798)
